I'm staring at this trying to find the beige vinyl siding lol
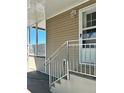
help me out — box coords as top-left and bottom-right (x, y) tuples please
(46, 0), (96, 58)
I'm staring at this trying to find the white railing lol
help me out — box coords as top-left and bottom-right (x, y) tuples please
(47, 42), (69, 86)
(46, 39), (96, 87)
(27, 44), (45, 56)
(68, 40), (96, 77)
(27, 44), (35, 55)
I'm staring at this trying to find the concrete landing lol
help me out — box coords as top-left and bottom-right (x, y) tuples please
(27, 71), (51, 93)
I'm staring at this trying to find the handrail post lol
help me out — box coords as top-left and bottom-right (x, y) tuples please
(66, 41), (70, 80)
(49, 59), (51, 87)
(44, 61), (46, 73)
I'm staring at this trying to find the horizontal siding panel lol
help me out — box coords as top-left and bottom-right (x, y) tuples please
(46, 0), (96, 58)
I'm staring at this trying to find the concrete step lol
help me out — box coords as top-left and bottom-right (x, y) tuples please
(50, 73), (96, 93)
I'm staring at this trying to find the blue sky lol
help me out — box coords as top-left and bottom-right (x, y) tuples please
(27, 27), (46, 44)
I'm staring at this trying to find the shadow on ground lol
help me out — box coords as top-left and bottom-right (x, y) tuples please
(27, 71), (51, 93)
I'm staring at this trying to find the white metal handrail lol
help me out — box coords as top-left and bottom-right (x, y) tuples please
(68, 38), (96, 42)
(45, 42), (67, 63)
(46, 39), (96, 87)
(48, 42), (69, 86)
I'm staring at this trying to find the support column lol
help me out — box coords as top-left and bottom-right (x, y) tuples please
(28, 27), (31, 56)
(29, 27), (31, 45)
(36, 23), (38, 56)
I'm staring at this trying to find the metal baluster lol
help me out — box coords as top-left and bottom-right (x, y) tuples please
(52, 61), (54, 83)
(54, 60), (56, 81)
(49, 60), (51, 86)
(74, 44), (78, 72)
(94, 65), (96, 76)
(79, 44), (82, 73)
(73, 45), (75, 71)
(89, 44), (92, 75)
(84, 63), (86, 74)
(57, 57), (58, 78)
(89, 64), (91, 75)
(66, 41), (70, 80)
(59, 55), (61, 78)
(51, 63), (52, 84)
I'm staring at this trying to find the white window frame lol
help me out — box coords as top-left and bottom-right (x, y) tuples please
(79, 3), (96, 40)
(79, 3), (96, 64)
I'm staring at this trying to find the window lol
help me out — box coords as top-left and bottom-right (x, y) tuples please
(79, 4), (96, 64)
(30, 27), (36, 45)
(86, 12), (96, 27)
(81, 4), (96, 44)
(28, 27), (36, 55)
(83, 28), (96, 39)
(38, 29), (46, 56)
(38, 29), (46, 44)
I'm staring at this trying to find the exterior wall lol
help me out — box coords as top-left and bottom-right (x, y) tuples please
(50, 74), (96, 93)
(27, 56), (46, 73)
(46, 0), (96, 58)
